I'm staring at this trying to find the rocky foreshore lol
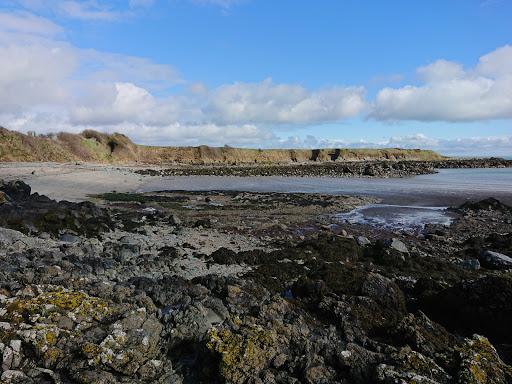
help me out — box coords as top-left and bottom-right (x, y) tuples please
(134, 157), (512, 178)
(135, 161), (437, 178)
(1, 179), (512, 383)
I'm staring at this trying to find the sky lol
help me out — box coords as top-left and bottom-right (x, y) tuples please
(0, 0), (511, 156)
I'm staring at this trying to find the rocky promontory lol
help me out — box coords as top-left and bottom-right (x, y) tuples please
(1, 179), (512, 383)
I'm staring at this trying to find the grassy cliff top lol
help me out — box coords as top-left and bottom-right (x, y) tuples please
(0, 127), (446, 164)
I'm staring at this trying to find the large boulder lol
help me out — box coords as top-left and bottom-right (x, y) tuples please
(455, 335), (512, 384)
(419, 276), (512, 346)
(0, 180), (31, 201)
(479, 250), (512, 270)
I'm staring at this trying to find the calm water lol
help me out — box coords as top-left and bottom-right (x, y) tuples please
(140, 168), (512, 206)
(140, 168), (512, 231)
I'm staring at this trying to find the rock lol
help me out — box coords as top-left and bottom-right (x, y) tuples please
(456, 335), (512, 384)
(375, 347), (451, 384)
(356, 236), (371, 246)
(419, 276), (512, 346)
(305, 365), (336, 383)
(2, 346), (14, 371)
(457, 258), (481, 270)
(392, 311), (457, 358)
(385, 238), (409, 253)
(59, 233), (80, 243)
(0, 191), (9, 204)
(0, 180), (31, 201)
(169, 214), (182, 226)
(479, 250), (512, 270)
(459, 198), (512, 214)
(115, 235), (142, 262)
(361, 273), (407, 322)
(1, 370), (28, 382)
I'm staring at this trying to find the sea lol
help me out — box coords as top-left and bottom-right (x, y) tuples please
(139, 168), (512, 232)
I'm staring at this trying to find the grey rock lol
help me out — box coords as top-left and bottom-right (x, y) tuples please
(386, 238), (409, 254)
(479, 250), (512, 270)
(457, 258), (481, 270)
(116, 235), (142, 263)
(59, 233), (80, 243)
(169, 215), (182, 226)
(2, 346), (13, 371)
(356, 236), (371, 246)
(1, 370), (28, 383)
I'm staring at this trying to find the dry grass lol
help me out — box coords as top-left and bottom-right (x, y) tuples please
(0, 126), (446, 164)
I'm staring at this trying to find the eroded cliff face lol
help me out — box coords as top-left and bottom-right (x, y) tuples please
(0, 127), (445, 164)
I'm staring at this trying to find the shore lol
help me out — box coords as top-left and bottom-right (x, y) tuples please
(1, 173), (512, 383)
(2, 160), (512, 204)
(0, 163), (147, 201)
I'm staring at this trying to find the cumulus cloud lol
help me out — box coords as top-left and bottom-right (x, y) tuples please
(2, 9), (511, 151)
(372, 45), (512, 122)
(0, 11), (364, 146)
(207, 79), (366, 125)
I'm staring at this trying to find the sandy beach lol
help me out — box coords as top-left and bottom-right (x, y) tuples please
(0, 162), (149, 201)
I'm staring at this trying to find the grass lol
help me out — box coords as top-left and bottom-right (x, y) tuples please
(0, 126), (447, 164)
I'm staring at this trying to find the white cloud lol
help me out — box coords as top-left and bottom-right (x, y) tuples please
(11, 0), (151, 21)
(372, 45), (512, 122)
(417, 60), (464, 83)
(208, 79), (365, 125)
(0, 38), (78, 113)
(273, 133), (512, 157)
(476, 45), (512, 77)
(58, 1), (124, 21)
(1, 10), (511, 152)
(385, 134), (512, 157)
(0, 11), (365, 146)
(0, 11), (62, 36)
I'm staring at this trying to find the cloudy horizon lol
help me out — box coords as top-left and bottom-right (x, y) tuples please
(0, 1), (511, 156)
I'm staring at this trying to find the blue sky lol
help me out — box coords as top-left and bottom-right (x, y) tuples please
(0, 0), (511, 155)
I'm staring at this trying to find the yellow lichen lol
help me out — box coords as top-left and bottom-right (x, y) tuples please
(456, 335), (512, 383)
(44, 347), (62, 362)
(81, 342), (103, 365)
(207, 326), (277, 383)
(3, 289), (112, 324)
(45, 331), (57, 345)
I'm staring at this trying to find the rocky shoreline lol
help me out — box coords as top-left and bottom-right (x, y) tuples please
(134, 158), (512, 178)
(1, 179), (512, 383)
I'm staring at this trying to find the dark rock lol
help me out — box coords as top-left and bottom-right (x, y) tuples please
(457, 258), (481, 270)
(0, 180), (31, 201)
(419, 275), (512, 347)
(459, 197), (512, 213)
